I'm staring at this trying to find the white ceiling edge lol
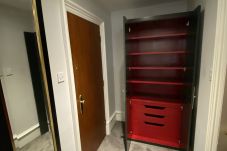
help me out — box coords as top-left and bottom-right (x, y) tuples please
(94, 0), (185, 12)
(0, 0), (32, 12)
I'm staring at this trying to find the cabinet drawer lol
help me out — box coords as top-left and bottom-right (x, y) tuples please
(127, 98), (183, 148)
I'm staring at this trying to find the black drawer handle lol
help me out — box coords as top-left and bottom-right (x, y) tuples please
(144, 113), (165, 118)
(144, 105), (165, 110)
(144, 121), (165, 127)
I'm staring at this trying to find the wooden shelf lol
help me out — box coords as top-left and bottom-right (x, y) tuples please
(127, 80), (190, 86)
(124, 10), (201, 150)
(128, 66), (189, 71)
(127, 51), (189, 56)
(127, 95), (184, 104)
(128, 135), (181, 149)
(127, 33), (188, 40)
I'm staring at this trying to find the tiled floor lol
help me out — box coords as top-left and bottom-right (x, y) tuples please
(98, 122), (178, 151)
(17, 132), (54, 151)
(217, 129), (227, 151)
(17, 122), (178, 151)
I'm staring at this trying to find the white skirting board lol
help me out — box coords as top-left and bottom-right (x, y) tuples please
(14, 112), (124, 148)
(106, 112), (116, 135)
(115, 111), (125, 121)
(106, 111), (125, 135)
(13, 124), (41, 149)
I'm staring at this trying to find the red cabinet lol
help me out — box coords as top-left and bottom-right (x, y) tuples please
(124, 6), (201, 151)
(127, 98), (183, 148)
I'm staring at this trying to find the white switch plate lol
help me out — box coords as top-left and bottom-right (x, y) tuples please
(209, 67), (213, 82)
(0, 68), (3, 78)
(57, 72), (64, 83)
(3, 67), (13, 76)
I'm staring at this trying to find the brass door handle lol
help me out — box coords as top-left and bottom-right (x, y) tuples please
(79, 95), (85, 115)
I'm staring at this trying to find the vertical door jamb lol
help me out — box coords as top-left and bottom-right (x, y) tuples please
(205, 0), (227, 150)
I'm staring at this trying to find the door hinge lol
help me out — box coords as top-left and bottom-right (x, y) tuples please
(129, 100), (132, 105)
(192, 86), (196, 110)
(128, 27), (131, 33)
(181, 106), (184, 111)
(178, 140), (181, 144)
(186, 20), (190, 26)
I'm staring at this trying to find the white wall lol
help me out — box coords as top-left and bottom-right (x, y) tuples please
(187, 0), (206, 10)
(41, 0), (114, 150)
(188, 0), (219, 151)
(111, 0), (188, 114)
(0, 4), (39, 140)
(217, 69), (227, 151)
(220, 68), (227, 131)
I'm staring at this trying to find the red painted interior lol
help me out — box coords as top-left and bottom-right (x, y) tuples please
(127, 67), (192, 82)
(126, 38), (188, 54)
(127, 80), (189, 86)
(126, 17), (189, 38)
(127, 32), (188, 40)
(126, 16), (192, 149)
(127, 83), (189, 100)
(128, 66), (188, 70)
(127, 99), (183, 148)
(127, 54), (192, 67)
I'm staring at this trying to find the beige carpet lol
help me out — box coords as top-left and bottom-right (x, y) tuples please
(98, 122), (178, 151)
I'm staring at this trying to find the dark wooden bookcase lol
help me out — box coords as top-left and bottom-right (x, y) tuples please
(124, 6), (201, 151)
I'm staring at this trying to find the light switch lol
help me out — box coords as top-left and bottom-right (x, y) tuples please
(57, 72), (64, 83)
(3, 67), (14, 77)
(209, 67), (213, 82)
(0, 68), (3, 78)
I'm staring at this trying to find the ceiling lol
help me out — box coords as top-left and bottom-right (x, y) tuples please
(0, 0), (32, 11)
(0, 0), (181, 12)
(94, 0), (181, 11)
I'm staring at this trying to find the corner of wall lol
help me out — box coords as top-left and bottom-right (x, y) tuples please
(106, 110), (125, 135)
(187, 0), (206, 10)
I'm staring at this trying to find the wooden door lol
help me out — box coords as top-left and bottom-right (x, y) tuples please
(67, 12), (106, 151)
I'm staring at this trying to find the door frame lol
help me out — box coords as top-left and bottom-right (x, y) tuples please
(59, 0), (110, 150)
(0, 81), (15, 150)
(205, 0), (227, 150)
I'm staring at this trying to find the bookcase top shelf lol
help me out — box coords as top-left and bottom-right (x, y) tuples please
(128, 66), (189, 71)
(127, 95), (184, 105)
(124, 11), (192, 24)
(126, 33), (188, 40)
(127, 51), (189, 55)
(127, 80), (191, 86)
